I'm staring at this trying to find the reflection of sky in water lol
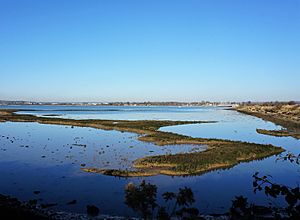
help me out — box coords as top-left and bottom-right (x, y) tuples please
(0, 106), (300, 216)
(160, 110), (300, 154)
(6, 105), (233, 121)
(0, 122), (204, 170)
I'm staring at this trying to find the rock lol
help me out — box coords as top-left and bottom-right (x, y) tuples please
(66, 199), (77, 205)
(86, 205), (100, 217)
(40, 203), (57, 209)
(28, 199), (38, 207)
(33, 191), (40, 195)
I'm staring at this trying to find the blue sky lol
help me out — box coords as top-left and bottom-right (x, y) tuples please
(0, 0), (299, 102)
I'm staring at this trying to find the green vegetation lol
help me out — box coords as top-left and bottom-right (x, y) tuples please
(124, 152), (300, 219)
(0, 109), (212, 135)
(81, 168), (158, 177)
(257, 129), (300, 139)
(82, 131), (283, 176)
(0, 194), (52, 220)
(132, 141), (283, 176)
(236, 103), (300, 139)
(252, 170), (300, 218)
(125, 180), (199, 220)
(0, 109), (284, 177)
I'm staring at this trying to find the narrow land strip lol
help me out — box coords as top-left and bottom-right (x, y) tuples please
(0, 109), (284, 177)
(236, 104), (300, 139)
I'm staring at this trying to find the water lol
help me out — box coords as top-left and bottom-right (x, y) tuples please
(2, 105), (233, 121)
(0, 105), (299, 216)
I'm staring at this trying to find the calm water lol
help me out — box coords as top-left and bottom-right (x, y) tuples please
(0, 105), (299, 216)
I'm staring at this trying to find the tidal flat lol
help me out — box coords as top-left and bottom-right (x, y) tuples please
(236, 103), (300, 139)
(0, 105), (299, 216)
(0, 109), (283, 176)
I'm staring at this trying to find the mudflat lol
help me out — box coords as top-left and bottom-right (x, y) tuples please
(0, 109), (284, 177)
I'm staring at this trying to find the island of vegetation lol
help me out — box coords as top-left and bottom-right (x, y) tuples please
(0, 109), (284, 177)
(236, 102), (300, 139)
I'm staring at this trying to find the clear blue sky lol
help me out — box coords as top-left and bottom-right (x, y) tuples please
(0, 0), (299, 102)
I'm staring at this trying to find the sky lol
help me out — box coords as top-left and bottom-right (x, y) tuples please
(0, 0), (299, 102)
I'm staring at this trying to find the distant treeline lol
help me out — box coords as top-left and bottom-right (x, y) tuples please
(0, 100), (235, 106)
(0, 100), (298, 106)
(241, 101), (299, 106)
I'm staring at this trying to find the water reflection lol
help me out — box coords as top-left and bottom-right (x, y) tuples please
(0, 106), (299, 216)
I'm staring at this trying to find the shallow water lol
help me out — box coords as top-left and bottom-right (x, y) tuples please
(0, 106), (300, 216)
(2, 105), (236, 121)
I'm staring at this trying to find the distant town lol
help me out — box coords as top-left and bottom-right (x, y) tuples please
(0, 100), (236, 107)
(0, 100), (298, 107)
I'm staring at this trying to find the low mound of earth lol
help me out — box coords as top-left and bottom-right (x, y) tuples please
(83, 140), (282, 177)
(236, 103), (300, 139)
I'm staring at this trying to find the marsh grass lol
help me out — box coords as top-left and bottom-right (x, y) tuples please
(257, 129), (300, 139)
(0, 109), (284, 177)
(236, 104), (300, 139)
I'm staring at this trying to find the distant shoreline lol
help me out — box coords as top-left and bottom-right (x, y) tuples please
(0, 103), (235, 107)
(1, 100), (299, 107)
(0, 104), (233, 107)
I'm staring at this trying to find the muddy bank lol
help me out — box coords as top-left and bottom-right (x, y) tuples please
(236, 104), (300, 139)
